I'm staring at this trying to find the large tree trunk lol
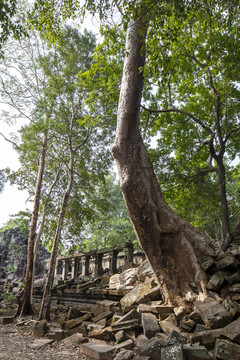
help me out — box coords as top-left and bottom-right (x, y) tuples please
(112, 11), (215, 307)
(20, 130), (48, 316)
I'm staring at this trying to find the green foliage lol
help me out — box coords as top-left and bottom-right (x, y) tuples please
(78, 174), (137, 251)
(0, 0), (26, 56)
(0, 211), (31, 234)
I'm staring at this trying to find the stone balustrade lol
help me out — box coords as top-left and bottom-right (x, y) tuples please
(44, 243), (145, 280)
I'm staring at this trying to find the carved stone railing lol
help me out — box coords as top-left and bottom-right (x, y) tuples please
(43, 243), (145, 280)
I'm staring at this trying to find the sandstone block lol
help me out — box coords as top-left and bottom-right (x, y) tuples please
(28, 338), (54, 349)
(59, 332), (88, 346)
(220, 316), (240, 344)
(141, 313), (160, 339)
(114, 349), (134, 360)
(80, 342), (115, 360)
(161, 344), (183, 360)
(138, 337), (163, 359)
(194, 298), (232, 329)
(215, 339), (240, 360)
(183, 344), (212, 360)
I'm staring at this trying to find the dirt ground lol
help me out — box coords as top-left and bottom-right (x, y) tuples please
(0, 323), (91, 360)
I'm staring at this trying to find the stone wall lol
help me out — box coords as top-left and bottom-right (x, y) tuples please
(0, 228), (49, 279)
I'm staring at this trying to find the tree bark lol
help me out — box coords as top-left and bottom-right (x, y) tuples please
(38, 163), (73, 320)
(217, 159), (231, 251)
(19, 129), (48, 317)
(112, 10), (215, 307)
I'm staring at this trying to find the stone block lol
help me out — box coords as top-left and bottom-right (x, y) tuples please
(138, 337), (163, 359)
(183, 344), (212, 360)
(114, 339), (134, 351)
(89, 327), (115, 342)
(161, 344), (184, 360)
(46, 329), (65, 341)
(93, 310), (113, 323)
(226, 270), (240, 285)
(32, 319), (49, 338)
(194, 298), (232, 329)
(80, 342), (115, 360)
(206, 271), (228, 291)
(111, 319), (141, 333)
(215, 339), (240, 359)
(138, 304), (153, 313)
(67, 307), (83, 320)
(0, 316), (15, 324)
(114, 349), (134, 360)
(166, 330), (187, 345)
(62, 313), (92, 330)
(141, 313), (160, 339)
(28, 338), (54, 349)
(151, 305), (174, 315)
(59, 332), (88, 346)
(180, 316), (196, 332)
(220, 316), (240, 344)
(191, 329), (221, 350)
(135, 335), (149, 348)
(215, 254), (239, 271)
(120, 277), (153, 310)
(159, 320), (181, 335)
(115, 330), (129, 343)
(115, 309), (140, 324)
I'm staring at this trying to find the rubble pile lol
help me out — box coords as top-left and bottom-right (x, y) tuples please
(0, 246), (240, 359)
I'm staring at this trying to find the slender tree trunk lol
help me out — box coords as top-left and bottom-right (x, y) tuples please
(30, 167), (61, 303)
(217, 160), (231, 250)
(112, 11), (215, 307)
(39, 163), (73, 320)
(19, 130), (48, 317)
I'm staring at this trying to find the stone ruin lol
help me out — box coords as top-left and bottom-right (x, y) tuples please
(0, 228), (49, 280)
(1, 228), (240, 359)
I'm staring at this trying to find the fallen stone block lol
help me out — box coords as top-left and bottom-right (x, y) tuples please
(111, 319), (141, 333)
(220, 316), (240, 344)
(115, 330), (129, 343)
(135, 335), (149, 348)
(93, 310), (113, 323)
(46, 329), (65, 341)
(0, 316), (15, 324)
(215, 254), (239, 271)
(226, 270), (240, 285)
(62, 313), (92, 330)
(89, 327), (116, 342)
(166, 330), (187, 346)
(32, 319), (49, 338)
(28, 338), (54, 350)
(183, 344), (212, 360)
(206, 271), (228, 291)
(138, 337), (163, 359)
(194, 298), (232, 329)
(180, 316), (196, 332)
(141, 313), (160, 339)
(115, 309), (140, 324)
(120, 277), (154, 310)
(159, 320), (181, 335)
(59, 332), (88, 346)
(161, 343), (183, 360)
(114, 349), (134, 360)
(215, 339), (240, 360)
(137, 304), (153, 314)
(114, 339), (134, 351)
(191, 329), (221, 350)
(67, 307), (83, 320)
(151, 305), (174, 315)
(80, 342), (115, 360)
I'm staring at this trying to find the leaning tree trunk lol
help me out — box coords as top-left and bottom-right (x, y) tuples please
(38, 163), (73, 320)
(112, 10), (216, 307)
(20, 130), (48, 317)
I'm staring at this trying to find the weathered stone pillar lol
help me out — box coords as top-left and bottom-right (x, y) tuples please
(125, 243), (134, 266)
(82, 255), (90, 276)
(109, 250), (118, 274)
(71, 257), (77, 279)
(55, 260), (59, 276)
(94, 253), (103, 277)
(62, 259), (68, 280)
